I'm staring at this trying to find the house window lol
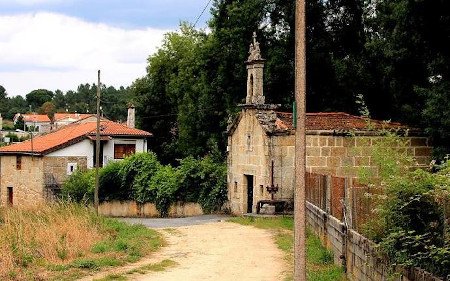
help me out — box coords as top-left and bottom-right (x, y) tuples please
(67, 163), (78, 175)
(114, 144), (136, 159)
(16, 156), (22, 170)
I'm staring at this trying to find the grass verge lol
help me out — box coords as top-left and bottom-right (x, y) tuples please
(228, 216), (347, 281)
(0, 203), (163, 281)
(95, 259), (178, 281)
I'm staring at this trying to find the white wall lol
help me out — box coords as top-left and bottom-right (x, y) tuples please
(47, 137), (148, 168)
(47, 139), (94, 167)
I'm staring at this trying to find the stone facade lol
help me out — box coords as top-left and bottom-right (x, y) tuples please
(0, 155), (88, 207)
(228, 124), (431, 215)
(43, 156), (88, 200)
(227, 108), (294, 214)
(0, 155), (45, 207)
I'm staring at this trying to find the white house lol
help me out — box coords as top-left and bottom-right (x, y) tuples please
(0, 118), (152, 207)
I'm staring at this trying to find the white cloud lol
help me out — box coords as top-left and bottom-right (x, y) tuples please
(0, 12), (168, 96)
(0, 0), (66, 6)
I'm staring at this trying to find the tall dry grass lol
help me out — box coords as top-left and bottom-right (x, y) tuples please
(0, 203), (102, 279)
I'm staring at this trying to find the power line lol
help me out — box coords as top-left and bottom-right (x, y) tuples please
(194, 0), (212, 27)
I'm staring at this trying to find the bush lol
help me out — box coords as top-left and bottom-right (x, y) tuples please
(99, 161), (126, 202)
(60, 152), (227, 217)
(361, 133), (450, 278)
(5, 133), (19, 142)
(149, 165), (180, 217)
(177, 156), (227, 212)
(120, 152), (161, 203)
(61, 169), (95, 203)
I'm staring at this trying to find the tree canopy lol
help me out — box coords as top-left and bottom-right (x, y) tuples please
(1, 0), (448, 160)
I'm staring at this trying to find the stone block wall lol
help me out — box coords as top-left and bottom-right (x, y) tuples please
(270, 134), (296, 201)
(0, 155), (45, 207)
(306, 135), (432, 178)
(43, 156), (88, 184)
(98, 201), (204, 217)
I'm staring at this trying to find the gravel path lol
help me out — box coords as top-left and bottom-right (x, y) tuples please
(120, 215), (230, 228)
(81, 218), (286, 281)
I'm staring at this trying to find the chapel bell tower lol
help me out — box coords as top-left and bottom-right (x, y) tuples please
(246, 32), (266, 105)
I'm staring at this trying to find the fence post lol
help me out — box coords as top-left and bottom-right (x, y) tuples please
(326, 175), (331, 214)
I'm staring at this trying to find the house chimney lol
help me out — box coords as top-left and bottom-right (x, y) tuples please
(127, 103), (135, 128)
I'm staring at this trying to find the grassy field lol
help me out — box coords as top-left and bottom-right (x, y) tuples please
(0, 204), (163, 281)
(229, 216), (347, 281)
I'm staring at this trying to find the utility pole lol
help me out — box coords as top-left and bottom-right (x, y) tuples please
(94, 70), (101, 215)
(294, 0), (306, 280)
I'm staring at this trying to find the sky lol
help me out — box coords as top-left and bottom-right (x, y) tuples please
(0, 0), (213, 97)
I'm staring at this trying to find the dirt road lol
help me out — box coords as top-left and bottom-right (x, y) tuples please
(83, 220), (286, 281)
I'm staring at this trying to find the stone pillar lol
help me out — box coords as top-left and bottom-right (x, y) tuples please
(127, 104), (135, 128)
(245, 32), (266, 105)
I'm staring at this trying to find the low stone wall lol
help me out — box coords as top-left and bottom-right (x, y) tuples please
(306, 201), (443, 281)
(99, 201), (204, 218)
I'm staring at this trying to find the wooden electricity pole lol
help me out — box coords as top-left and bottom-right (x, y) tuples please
(294, 0), (306, 280)
(94, 70), (101, 215)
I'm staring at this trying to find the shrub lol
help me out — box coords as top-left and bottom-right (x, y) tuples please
(176, 156), (227, 212)
(196, 156), (227, 212)
(120, 152), (161, 203)
(99, 161), (126, 202)
(361, 133), (450, 278)
(149, 165), (180, 217)
(61, 169), (95, 203)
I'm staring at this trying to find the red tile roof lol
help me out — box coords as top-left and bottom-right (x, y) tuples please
(274, 112), (410, 133)
(54, 113), (93, 121)
(0, 120), (152, 155)
(19, 113), (93, 123)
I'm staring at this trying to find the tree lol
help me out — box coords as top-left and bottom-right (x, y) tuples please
(52, 89), (67, 111)
(136, 23), (225, 161)
(26, 89), (54, 111)
(0, 85), (8, 117)
(364, 0), (450, 156)
(5, 95), (27, 120)
(38, 101), (56, 123)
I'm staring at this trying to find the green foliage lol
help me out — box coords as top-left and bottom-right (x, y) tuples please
(25, 89), (54, 110)
(67, 153), (227, 216)
(120, 152), (161, 203)
(61, 169), (95, 203)
(361, 134), (450, 277)
(177, 156), (227, 212)
(14, 115), (24, 130)
(149, 165), (179, 217)
(4, 133), (19, 143)
(99, 161), (126, 202)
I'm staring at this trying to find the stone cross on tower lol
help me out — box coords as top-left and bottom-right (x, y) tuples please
(246, 32), (265, 105)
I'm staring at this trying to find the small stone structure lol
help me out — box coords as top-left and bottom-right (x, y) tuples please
(226, 34), (432, 215)
(98, 201), (204, 218)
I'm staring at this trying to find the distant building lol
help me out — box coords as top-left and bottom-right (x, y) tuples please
(13, 113), (93, 133)
(0, 118), (152, 207)
(226, 35), (432, 215)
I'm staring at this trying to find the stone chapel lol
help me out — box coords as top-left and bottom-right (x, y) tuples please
(226, 34), (432, 215)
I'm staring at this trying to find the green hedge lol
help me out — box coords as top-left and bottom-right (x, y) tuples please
(61, 153), (227, 216)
